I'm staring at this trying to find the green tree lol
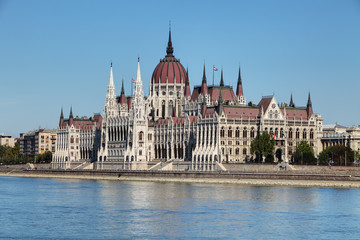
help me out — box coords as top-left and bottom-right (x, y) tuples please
(35, 151), (52, 163)
(318, 145), (354, 166)
(250, 132), (275, 163)
(292, 141), (316, 165)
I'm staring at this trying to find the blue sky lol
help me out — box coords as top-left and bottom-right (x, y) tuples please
(1, 0), (359, 137)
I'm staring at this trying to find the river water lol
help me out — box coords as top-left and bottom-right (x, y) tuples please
(0, 176), (360, 239)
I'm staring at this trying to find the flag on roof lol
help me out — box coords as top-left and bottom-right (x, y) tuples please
(131, 79), (136, 82)
(213, 66), (218, 71)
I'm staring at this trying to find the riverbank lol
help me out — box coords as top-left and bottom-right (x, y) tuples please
(1, 168), (360, 188)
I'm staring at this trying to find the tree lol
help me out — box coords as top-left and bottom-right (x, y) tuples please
(292, 141), (316, 165)
(318, 145), (354, 166)
(35, 151), (52, 163)
(250, 132), (275, 163)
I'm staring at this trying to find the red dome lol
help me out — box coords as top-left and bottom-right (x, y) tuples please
(152, 57), (187, 84)
(151, 29), (187, 85)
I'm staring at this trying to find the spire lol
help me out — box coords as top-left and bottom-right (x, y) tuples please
(200, 64), (208, 95)
(136, 57), (142, 84)
(306, 92), (313, 118)
(220, 68), (224, 87)
(119, 78), (126, 105)
(121, 78), (125, 94)
(109, 62), (114, 87)
(201, 95), (207, 117)
(184, 67), (191, 98)
(289, 93), (294, 107)
(69, 106), (73, 119)
(307, 92), (312, 108)
(60, 107), (64, 119)
(166, 23), (174, 57)
(236, 66), (244, 98)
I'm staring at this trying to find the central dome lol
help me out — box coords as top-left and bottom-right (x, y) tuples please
(151, 30), (187, 85)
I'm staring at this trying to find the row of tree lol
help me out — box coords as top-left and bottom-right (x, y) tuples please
(0, 143), (52, 165)
(250, 132), (359, 165)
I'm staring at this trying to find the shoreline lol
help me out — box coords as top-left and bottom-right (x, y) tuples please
(1, 171), (360, 188)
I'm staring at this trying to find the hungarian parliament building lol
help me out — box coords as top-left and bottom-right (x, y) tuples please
(51, 30), (324, 171)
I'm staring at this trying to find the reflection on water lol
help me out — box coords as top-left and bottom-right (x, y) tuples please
(0, 177), (360, 239)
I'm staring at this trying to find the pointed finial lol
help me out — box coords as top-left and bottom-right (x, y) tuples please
(111, 62), (112, 68)
(307, 92), (312, 107)
(290, 93), (294, 107)
(121, 78), (125, 94)
(138, 56), (140, 62)
(69, 106), (73, 119)
(220, 68), (224, 86)
(166, 23), (174, 57)
(238, 66), (242, 84)
(60, 107), (64, 119)
(202, 64), (207, 84)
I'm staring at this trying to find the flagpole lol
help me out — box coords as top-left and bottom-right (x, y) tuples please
(212, 65), (214, 86)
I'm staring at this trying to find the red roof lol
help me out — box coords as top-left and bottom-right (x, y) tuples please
(191, 87), (201, 101)
(152, 57), (187, 84)
(258, 97), (272, 112)
(281, 108), (308, 120)
(209, 86), (235, 103)
(60, 114), (102, 130)
(223, 106), (259, 119)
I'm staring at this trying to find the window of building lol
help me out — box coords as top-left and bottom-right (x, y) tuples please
(220, 127), (225, 138)
(228, 127), (232, 138)
(235, 148), (240, 155)
(243, 148), (247, 155)
(235, 128), (240, 138)
(250, 128), (255, 138)
(296, 129), (300, 139)
(148, 134), (152, 141)
(243, 128), (247, 138)
(289, 128), (293, 139)
(310, 129), (314, 139)
(139, 131), (144, 141)
(303, 130), (307, 139)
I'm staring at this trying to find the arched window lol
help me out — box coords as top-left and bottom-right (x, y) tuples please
(250, 128), (255, 138)
(221, 148), (225, 155)
(235, 148), (240, 155)
(235, 128), (240, 138)
(243, 148), (247, 155)
(289, 128), (293, 139)
(228, 127), (232, 138)
(303, 129), (307, 139)
(139, 131), (144, 141)
(310, 129), (314, 139)
(220, 127), (225, 138)
(70, 136), (74, 144)
(296, 129), (300, 139)
(243, 128), (247, 138)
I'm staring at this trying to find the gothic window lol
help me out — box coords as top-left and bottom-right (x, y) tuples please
(235, 128), (240, 138)
(310, 129), (314, 139)
(243, 148), (247, 155)
(70, 136), (74, 144)
(289, 128), (293, 139)
(139, 149), (142, 156)
(250, 128), (255, 138)
(220, 127), (225, 138)
(139, 131), (144, 141)
(243, 128), (247, 138)
(275, 128), (278, 138)
(235, 148), (240, 155)
(221, 148), (225, 155)
(296, 129), (300, 139)
(228, 127), (232, 138)
(229, 148), (232, 155)
(303, 129), (307, 139)
(148, 134), (152, 141)
(280, 128), (284, 138)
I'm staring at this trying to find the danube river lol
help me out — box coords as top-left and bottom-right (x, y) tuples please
(1, 176), (360, 239)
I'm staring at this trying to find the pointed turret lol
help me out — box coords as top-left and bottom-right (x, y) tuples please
(289, 93), (295, 107)
(69, 106), (73, 126)
(119, 79), (126, 105)
(104, 62), (117, 117)
(200, 64), (208, 95)
(166, 25), (174, 57)
(184, 67), (191, 98)
(306, 92), (313, 118)
(59, 107), (64, 126)
(236, 66), (244, 98)
(220, 68), (224, 87)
